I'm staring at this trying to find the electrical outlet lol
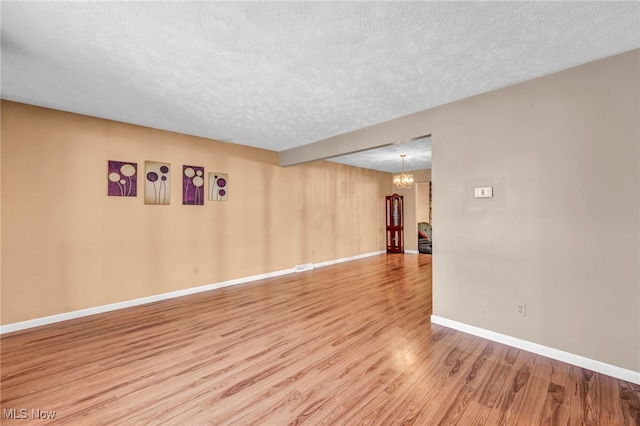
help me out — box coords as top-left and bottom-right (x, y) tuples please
(515, 302), (526, 316)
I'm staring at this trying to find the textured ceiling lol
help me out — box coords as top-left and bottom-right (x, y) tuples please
(2, 2), (639, 172)
(327, 136), (431, 174)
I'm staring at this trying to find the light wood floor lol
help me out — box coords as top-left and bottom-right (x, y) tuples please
(1, 254), (638, 425)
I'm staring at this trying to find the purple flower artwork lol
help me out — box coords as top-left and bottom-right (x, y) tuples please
(145, 161), (171, 205)
(108, 160), (137, 197)
(183, 165), (205, 205)
(209, 172), (228, 201)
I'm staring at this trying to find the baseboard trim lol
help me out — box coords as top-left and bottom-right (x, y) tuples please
(430, 315), (640, 385)
(0, 251), (387, 335)
(404, 250), (419, 255)
(1, 268), (299, 335)
(313, 250), (386, 268)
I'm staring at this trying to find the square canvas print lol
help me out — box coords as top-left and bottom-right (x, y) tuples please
(145, 161), (171, 205)
(108, 160), (137, 197)
(209, 172), (228, 201)
(183, 165), (205, 205)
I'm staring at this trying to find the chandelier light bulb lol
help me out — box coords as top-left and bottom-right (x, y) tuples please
(393, 154), (414, 189)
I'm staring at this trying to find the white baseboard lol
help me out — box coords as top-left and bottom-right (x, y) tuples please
(0, 268), (297, 335)
(430, 315), (640, 385)
(0, 251), (386, 335)
(404, 250), (419, 255)
(313, 250), (386, 268)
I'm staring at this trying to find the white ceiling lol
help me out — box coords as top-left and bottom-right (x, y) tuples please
(327, 136), (431, 173)
(1, 2), (638, 172)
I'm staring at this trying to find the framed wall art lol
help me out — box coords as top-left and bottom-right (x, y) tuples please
(209, 172), (228, 201)
(145, 161), (171, 205)
(108, 160), (137, 197)
(183, 165), (205, 205)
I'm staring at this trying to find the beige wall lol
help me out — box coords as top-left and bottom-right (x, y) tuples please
(279, 50), (640, 372)
(1, 101), (389, 324)
(416, 183), (429, 224)
(430, 50), (639, 372)
(415, 170), (432, 224)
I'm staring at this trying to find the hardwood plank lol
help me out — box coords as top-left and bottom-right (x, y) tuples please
(1, 254), (634, 425)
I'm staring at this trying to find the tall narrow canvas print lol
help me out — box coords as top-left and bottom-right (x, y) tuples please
(209, 172), (228, 201)
(108, 160), (137, 197)
(183, 165), (205, 205)
(145, 161), (171, 205)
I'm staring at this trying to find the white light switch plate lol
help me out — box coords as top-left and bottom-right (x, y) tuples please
(474, 186), (493, 198)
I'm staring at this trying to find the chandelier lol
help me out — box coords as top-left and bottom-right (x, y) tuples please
(393, 154), (414, 189)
